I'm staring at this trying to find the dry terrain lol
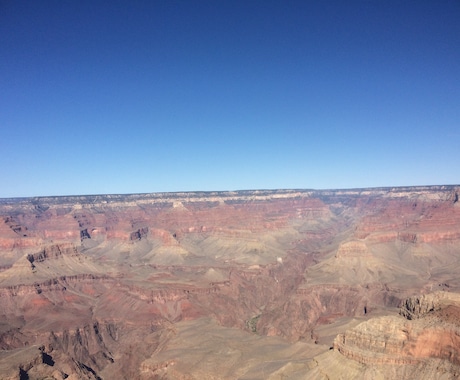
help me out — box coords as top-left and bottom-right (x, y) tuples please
(0, 186), (459, 379)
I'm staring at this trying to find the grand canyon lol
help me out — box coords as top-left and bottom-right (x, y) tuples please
(0, 186), (459, 379)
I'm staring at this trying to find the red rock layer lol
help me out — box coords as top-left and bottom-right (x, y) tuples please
(334, 292), (460, 367)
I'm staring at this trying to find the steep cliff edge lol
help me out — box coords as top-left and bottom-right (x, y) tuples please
(327, 292), (460, 379)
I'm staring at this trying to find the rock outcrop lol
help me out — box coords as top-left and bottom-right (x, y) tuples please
(330, 292), (460, 378)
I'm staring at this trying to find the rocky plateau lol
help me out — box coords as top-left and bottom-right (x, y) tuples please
(0, 186), (459, 379)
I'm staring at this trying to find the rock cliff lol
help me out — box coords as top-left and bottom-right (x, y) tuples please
(325, 292), (460, 379)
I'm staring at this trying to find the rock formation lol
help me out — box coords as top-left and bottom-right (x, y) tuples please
(0, 186), (459, 378)
(321, 292), (460, 379)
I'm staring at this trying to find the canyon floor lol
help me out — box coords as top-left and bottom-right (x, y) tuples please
(0, 187), (460, 379)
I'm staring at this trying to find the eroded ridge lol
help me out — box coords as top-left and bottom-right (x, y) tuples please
(333, 291), (460, 375)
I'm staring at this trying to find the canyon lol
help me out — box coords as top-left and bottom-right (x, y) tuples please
(0, 186), (459, 379)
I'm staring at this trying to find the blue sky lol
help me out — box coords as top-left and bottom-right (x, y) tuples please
(1, 0), (459, 197)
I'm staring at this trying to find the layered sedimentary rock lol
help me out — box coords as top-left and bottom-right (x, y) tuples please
(0, 186), (459, 379)
(322, 292), (460, 379)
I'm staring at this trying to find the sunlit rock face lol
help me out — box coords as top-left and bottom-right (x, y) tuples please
(0, 186), (459, 379)
(330, 292), (460, 379)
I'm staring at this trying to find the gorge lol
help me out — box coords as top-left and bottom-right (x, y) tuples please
(0, 186), (459, 379)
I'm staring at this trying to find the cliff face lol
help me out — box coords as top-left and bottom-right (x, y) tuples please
(328, 292), (460, 379)
(0, 186), (460, 379)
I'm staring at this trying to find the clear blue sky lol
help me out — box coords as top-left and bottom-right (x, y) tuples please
(1, 0), (459, 197)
